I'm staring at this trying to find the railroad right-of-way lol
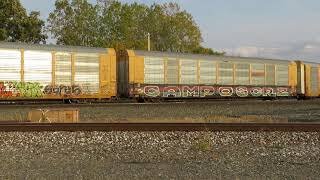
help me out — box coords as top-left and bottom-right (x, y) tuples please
(0, 130), (319, 179)
(0, 99), (319, 123)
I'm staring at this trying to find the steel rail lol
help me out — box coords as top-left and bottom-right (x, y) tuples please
(0, 123), (319, 132)
(0, 99), (305, 108)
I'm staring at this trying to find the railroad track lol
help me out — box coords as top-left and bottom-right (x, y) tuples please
(0, 99), (304, 108)
(0, 123), (319, 132)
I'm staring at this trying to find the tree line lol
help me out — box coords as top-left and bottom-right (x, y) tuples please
(0, 0), (224, 55)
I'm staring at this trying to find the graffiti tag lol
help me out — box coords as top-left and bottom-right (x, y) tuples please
(133, 85), (292, 98)
(44, 85), (82, 96)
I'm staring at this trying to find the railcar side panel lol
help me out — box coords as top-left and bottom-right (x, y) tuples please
(0, 42), (115, 100)
(296, 61), (305, 95)
(106, 48), (117, 98)
(127, 50), (296, 99)
(305, 64), (311, 97)
(304, 63), (319, 97)
(128, 50), (144, 84)
(288, 62), (297, 95)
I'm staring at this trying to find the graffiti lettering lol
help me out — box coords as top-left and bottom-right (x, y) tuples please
(182, 86), (199, 97)
(0, 81), (85, 98)
(200, 86), (215, 97)
(219, 87), (233, 96)
(277, 87), (289, 96)
(250, 87), (263, 97)
(44, 85), (82, 96)
(263, 87), (276, 97)
(144, 86), (160, 97)
(134, 84), (293, 98)
(235, 87), (249, 97)
(163, 86), (181, 97)
(0, 81), (43, 98)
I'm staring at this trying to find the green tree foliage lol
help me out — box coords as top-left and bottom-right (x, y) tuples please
(0, 0), (47, 43)
(47, 0), (99, 46)
(192, 46), (225, 56)
(48, 0), (224, 55)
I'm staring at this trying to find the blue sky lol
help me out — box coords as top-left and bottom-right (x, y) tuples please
(21, 0), (320, 62)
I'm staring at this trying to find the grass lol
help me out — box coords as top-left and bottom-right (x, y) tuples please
(192, 133), (213, 152)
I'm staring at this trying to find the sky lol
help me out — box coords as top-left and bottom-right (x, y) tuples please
(21, 0), (320, 62)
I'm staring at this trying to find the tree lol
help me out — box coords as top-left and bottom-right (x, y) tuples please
(47, 0), (224, 55)
(192, 46), (225, 56)
(47, 0), (99, 46)
(0, 0), (47, 43)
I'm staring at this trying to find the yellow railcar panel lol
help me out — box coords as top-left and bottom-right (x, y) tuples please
(128, 50), (135, 83)
(304, 65), (311, 96)
(127, 50), (144, 84)
(99, 49), (117, 98)
(288, 62), (297, 91)
(109, 49), (117, 97)
(135, 56), (144, 84)
(99, 54), (108, 97)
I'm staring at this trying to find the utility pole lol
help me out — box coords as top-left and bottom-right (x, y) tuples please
(147, 33), (150, 51)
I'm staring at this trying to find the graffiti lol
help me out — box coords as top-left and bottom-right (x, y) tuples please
(44, 85), (82, 96)
(182, 86), (199, 97)
(250, 87), (263, 97)
(277, 87), (290, 96)
(143, 86), (160, 97)
(200, 86), (215, 97)
(0, 81), (43, 98)
(133, 84), (293, 98)
(263, 87), (276, 97)
(0, 81), (84, 98)
(235, 87), (249, 97)
(163, 86), (181, 97)
(219, 87), (234, 97)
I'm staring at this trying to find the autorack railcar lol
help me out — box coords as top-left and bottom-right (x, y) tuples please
(0, 42), (319, 102)
(0, 42), (116, 101)
(121, 50), (320, 99)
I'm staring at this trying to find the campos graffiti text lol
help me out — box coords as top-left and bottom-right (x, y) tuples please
(133, 85), (292, 98)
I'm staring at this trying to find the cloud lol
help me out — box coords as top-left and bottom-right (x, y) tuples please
(224, 39), (320, 63)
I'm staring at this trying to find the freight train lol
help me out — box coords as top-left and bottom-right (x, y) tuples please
(0, 42), (319, 102)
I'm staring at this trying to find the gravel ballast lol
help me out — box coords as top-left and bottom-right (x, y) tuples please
(1, 99), (320, 123)
(0, 131), (319, 179)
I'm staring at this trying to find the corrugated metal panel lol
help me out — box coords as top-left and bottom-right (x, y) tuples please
(199, 60), (216, 85)
(144, 57), (164, 84)
(166, 58), (179, 84)
(133, 50), (292, 64)
(0, 49), (21, 81)
(0, 42), (107, 53)
(180, 59), (197, 84)
(235, 63), (249, 85)
(24, 51), (52, 85)
(265, 64), (275, 85)
(310, 67), (318, 95)
(218, 62), (233, 85)
(75, 53), (100, 94)
(55, 53), (71, 85)
(251, 64), (265, 85)
(276, 65), (289, 86)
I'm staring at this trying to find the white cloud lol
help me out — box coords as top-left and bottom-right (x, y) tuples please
(224, 39), (320, 62)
